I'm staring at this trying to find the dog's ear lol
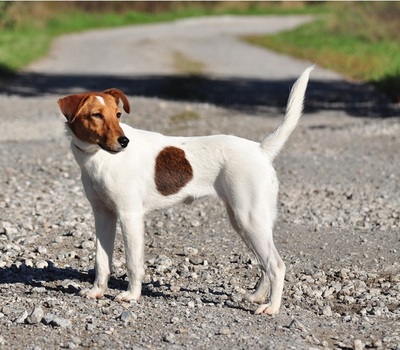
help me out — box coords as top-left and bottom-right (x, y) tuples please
(103, 88), (130, 114)
(58, 94), (89, 123)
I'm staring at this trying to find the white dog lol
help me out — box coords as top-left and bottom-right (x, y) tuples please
(58, 67), (313, 314)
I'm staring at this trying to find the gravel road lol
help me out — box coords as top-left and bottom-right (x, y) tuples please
(1, 15), (399, 350)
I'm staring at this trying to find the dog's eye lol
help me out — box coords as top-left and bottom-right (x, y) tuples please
(92, 113), (103, 119)
(116, 112), (122, 118)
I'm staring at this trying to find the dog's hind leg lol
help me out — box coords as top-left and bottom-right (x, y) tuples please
(226, 203), (285, 315)
(251, 239), (286, 315)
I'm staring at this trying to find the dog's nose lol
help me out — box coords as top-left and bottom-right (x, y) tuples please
(118, 136), (130, 148)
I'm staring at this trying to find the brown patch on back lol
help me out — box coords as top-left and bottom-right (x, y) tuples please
(155, 146), (193, 196)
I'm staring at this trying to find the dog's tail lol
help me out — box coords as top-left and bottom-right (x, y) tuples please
(260, 66), (313, 160)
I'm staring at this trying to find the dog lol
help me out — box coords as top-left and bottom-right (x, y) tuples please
(57, 67), (313, 315)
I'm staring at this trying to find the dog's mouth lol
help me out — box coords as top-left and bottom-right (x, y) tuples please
(97, 142), (126, 154)
(97, 135), (129, 154)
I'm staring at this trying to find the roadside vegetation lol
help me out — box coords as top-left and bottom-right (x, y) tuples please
(244, 2), (400, 99)
(0, 1), (399, 98)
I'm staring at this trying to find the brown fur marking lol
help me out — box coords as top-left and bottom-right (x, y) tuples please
(155, 147), (193, 196)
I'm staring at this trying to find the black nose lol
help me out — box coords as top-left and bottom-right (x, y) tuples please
(118, 136), (130, 148)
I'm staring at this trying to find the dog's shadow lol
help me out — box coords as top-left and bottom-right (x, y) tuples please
(0, 263), (253, 311)
(0, 262), (168, 300)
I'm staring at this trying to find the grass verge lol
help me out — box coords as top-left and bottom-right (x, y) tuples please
(244, 3), (400, 99)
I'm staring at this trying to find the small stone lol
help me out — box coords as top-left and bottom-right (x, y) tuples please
(14, 310), (28, 324)
(119, 310), (135, 323)
(287, 319), (307, 333)
(323, 288), (334, 298)
(35, 260), (48, 269)
(66, 251), (78, 259)
(176, 328), (188, 334)
(66, 342), (77, 349)
(163, 333), (175, 343)
(51, 316), (72, 328)
(372, 339), (383, 348)
(31, 287), (47, 294)
(371, 307), (382, 316)
(25, 259), (34, 267)
(354, 339), (363, 350)
(231, 294), (243, 303)
(54, 236), (63, 243)
(81, 240), (94, 249)
(42, 314), (71, 328)
(191, 220), (200, 227)
(170, 285), (180, 293)
(170, 316), (180, 324)
(42, 314), (54, 325)
(154, 255), (172, 272)
(86, 323), (95, 331)
(322, 305), (333, 317)
(189, 256), (203, 265)
(148, 239), (158, 248)
(27, 306), (44, 324)
(217, 328), (231, 336)
(183, 247), (198, 256)
(36, 246), (47, 254)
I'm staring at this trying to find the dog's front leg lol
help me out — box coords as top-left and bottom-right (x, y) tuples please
(115, 211), (145, 302)
(80, 202), (117, 299)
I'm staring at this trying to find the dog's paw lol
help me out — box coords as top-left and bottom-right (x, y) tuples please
(79, 287), (104, 299)
(244, 292), (267, 304)
(115, 291), (140, 303)
(254, 303), (280, 315)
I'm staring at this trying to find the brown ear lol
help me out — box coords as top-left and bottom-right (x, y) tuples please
(58, 94), (89, 123)
(103, 88), (130, 114)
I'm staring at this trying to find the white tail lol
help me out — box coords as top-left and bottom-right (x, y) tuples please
(260, 66), (313, 160)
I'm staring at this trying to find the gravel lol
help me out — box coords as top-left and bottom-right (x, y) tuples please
(1, 15), (400, 350)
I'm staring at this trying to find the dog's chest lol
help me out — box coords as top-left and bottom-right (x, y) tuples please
(80, 154), (124, 208)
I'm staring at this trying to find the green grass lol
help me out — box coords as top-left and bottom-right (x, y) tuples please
(0, 28), (46, 73)
(172, 51), (206, 75)
(244, 3), (400, 98)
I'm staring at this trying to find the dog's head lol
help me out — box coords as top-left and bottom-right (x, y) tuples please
(58, 88), (131, 153)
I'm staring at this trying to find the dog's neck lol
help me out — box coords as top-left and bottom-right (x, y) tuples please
(72, 142), (90, 153)
(65, 125), (100, 154)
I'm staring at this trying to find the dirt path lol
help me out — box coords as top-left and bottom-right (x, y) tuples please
(27, 15), (321, 77)
(0, 15), (399, 350)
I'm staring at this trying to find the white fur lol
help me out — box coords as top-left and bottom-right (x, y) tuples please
(95, 95), (105, 105)
(68, 67), (313, 314)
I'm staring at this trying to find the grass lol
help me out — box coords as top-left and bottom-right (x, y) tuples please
(172, 51), (206, 76)
(170, 110), (201, 124)
(244, 3), (400, 98)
